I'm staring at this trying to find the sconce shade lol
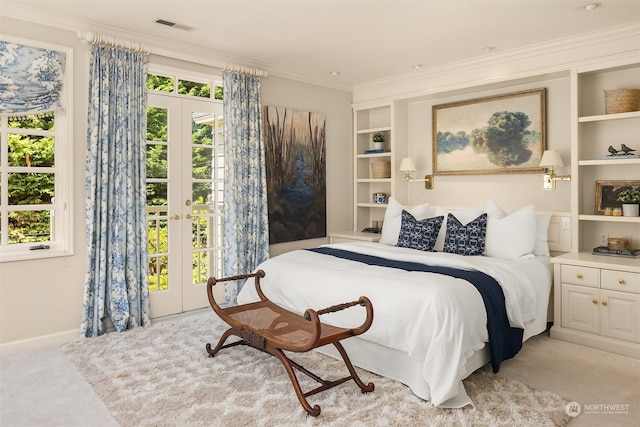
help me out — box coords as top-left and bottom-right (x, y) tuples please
(539, 150), (564, 168)
(399, 157), (416, 172)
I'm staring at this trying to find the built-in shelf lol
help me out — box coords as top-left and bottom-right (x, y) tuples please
(356, 152), (392, 159)
(357, 203), (389, 208)
(356, 178), (392, 183)
(356, 126), (392, 134)
(578, 214), (640, 223)
(578, 110), (640, 122)
(578, 158), (640, 166)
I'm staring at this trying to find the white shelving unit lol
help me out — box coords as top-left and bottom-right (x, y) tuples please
(551, 58), (640, 358)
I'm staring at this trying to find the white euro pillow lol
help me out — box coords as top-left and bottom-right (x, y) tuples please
(380, 197), (430, 245)
(484, 203), (537, 260)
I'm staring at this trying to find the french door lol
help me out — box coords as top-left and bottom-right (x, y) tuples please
(146, 93), (225, 318)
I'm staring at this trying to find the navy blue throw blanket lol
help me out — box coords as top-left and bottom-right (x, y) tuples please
(307, 247), (523, 372)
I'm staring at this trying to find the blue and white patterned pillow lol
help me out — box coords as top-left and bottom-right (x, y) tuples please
(396, 210), (444, 252)
(443, 213), (487, 256)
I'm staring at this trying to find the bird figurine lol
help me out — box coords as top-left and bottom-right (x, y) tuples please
(620, 144), (636, 155)
(608, 145), (620, 156)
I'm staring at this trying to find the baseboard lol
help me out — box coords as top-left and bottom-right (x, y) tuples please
(550, 326), (640, 359)
(0, 328), (81, 356)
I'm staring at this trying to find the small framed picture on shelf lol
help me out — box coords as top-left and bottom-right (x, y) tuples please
(595, 180), (640, 214)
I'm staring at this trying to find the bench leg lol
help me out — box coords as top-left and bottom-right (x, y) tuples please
(272, 348), (322, 417)
(205, 328), (238, 357)
(333, 341), (375, 393)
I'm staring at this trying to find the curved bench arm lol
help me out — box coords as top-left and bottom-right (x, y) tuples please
(304, 296), (374, 337)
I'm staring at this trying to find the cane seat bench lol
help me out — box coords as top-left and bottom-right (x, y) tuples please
(206, 269), (375, 417)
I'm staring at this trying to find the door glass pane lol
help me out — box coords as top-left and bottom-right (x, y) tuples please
(146, 145), (167, 179)
(147, 74), (174, 93)
(192, 114), (213, 145)
(146, 104), (170, 295)
(192, 147), (213, 179)
(178, 79), (211, 98)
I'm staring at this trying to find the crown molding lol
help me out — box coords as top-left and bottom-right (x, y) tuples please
(353, 23), (640, 104)
(0, 2), (353, 93)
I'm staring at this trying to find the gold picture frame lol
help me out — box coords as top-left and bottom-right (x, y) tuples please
(595, 180), (640, 214)
(432, 88), (546, 175)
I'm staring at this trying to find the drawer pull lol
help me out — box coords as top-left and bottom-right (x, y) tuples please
(618, 279), (625, 285)
(576, 273), (583, 279)
(592, 299), (598, 304)
(602, 301), (608, 306)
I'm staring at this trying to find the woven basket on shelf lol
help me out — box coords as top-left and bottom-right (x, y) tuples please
(604, 89), (640, 114)
(371, 161), (391, 178)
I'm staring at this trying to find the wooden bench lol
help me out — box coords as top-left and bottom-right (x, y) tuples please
(206, 270), (374, 417)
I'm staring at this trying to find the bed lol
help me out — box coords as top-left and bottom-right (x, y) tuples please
(237, 199), (565, 408)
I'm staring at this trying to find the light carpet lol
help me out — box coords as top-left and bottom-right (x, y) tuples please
(61, 310), (571, 427)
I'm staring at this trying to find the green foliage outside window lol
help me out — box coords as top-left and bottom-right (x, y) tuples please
(5, 115), (55, 244)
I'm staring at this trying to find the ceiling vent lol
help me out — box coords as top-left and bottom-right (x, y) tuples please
(154, 18), (195, 31)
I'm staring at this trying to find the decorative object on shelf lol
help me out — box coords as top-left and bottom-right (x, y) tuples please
(603, 88), (640, 114)
(620, 144), (636, 155)
(364, 148), (389, 154)
(595, 180), (640, 215)
(433, 88), (546, 175)
(370, 160), (391, 178)
(607, 237), (630, 251)
(539, 150), (571, 191)
(592, 246), (640, 259)
(398, 158), (434, 189)
(600, 144), (639, 159)
(372, 193), (388, 204)
(372, 132), (385, 150)
(616, 188), (640, 217)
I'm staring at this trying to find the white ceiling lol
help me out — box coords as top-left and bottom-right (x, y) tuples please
(2, 0), (640, 89)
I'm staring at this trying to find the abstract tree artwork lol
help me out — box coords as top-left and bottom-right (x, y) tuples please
(432, 88), (546, 175)
(263, 106), (326, 243)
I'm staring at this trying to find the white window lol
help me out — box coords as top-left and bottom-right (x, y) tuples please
(0, 37), (73, 262)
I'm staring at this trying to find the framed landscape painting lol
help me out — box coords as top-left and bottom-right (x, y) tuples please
(263, 106), (326, 244)
(433, 88), (546, 175)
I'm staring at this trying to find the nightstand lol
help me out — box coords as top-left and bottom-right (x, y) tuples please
(550, 252), (640, 359)
(329, 230), (381, 244)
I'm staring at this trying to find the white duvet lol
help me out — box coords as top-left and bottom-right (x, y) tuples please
(236, 241), (547, 408)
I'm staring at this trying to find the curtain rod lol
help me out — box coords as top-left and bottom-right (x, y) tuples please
(77, 31), (151, 54)
(77, 31), (268, 77)
(221, 63), (268, 77)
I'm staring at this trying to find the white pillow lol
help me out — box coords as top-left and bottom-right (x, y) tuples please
(533, 213), (551, 256)
(380, 197), (430, 245)
(433, 206), (484, 252)
(484, 204), (537, 260)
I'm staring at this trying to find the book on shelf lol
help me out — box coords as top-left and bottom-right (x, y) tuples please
(363, 148), (390, 154)
(592, 246), (640, 259)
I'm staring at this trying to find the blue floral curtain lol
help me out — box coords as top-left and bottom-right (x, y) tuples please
(0, 40), (65, 116)
(222, 71), (269, 304)
(81, 44), (150, 337)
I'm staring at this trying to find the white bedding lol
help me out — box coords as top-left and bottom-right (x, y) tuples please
(236, 241), (551, 408)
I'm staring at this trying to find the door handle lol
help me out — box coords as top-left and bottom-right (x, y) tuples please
(171, 214), (180, 220)
(185, 214), (192, 219)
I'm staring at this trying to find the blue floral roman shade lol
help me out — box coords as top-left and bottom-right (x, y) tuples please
(0, 40), (66, 117)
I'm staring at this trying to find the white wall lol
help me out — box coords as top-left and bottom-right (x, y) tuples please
(0, 17), (352, 347)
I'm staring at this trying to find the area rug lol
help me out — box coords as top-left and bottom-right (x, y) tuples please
(62, 310), (571, 427)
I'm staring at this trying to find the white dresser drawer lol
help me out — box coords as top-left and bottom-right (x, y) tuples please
(561, 265), (600, 288)
(602, 269), (640, 294)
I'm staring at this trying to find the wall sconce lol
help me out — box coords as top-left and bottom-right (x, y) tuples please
(399, 158), (434, 189)
(539, 150), (571, 191)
